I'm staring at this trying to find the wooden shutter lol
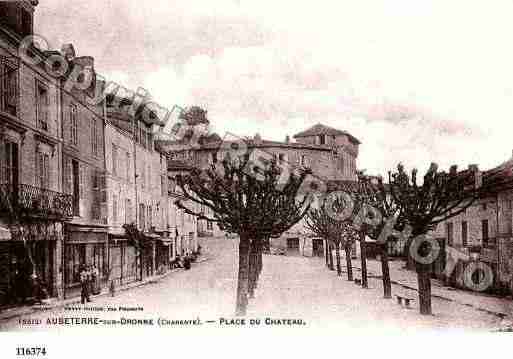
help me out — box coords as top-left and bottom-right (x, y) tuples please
(44, 154), (50, 189)
(1, 57), (18, 113)
(63, 156), (72, 194)
(0, 142), (5, 184)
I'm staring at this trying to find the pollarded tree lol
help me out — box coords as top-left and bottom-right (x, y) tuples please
(179, 105), (209, 126)
(389, 163), (481, 315)
(305, 195), (357, 281)
(356, 174), (403, 299)
(175, 153), (312, 316)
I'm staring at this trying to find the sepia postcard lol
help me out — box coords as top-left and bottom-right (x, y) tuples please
(0, 0), (512, 357)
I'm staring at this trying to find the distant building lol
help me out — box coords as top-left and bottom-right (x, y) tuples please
(164, 123), (361, 257)
(431, 159), (513, 292)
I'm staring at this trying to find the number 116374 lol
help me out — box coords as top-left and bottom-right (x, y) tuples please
(16, 347), (47, 356)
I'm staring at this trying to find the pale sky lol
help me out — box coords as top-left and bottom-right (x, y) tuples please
(35, 0), (513, 176)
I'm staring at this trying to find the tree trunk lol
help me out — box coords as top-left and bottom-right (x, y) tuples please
(256, 241), (263, 288)
(328, 242), (334, 271)
(235, 237), (251, 316)
(413, 229), (433, 315)
(248, 240), (259, 299)
(325, 240), (329, 267)
(417, 266), (432, 315)
(345, 246), (353, 281)
(381, 245), (392, 299)
(360, 232), (368, 288)
(335, 242), (342, 276)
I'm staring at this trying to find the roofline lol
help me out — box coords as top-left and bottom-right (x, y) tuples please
(189, 141), (334, 152)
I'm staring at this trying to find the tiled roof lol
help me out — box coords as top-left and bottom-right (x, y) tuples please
(480, 159), (513, 195)
(293, 123), (361, 144)
(195, 138), (333, 152)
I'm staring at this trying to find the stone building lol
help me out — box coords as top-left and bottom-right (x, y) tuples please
(431, 159), (513, 292)
(58, 45), (108, 299)
(167, 160), (200, 257)
(104, 93), (169, 283)
(165, 123), (360, 257)
(0, 0), (72, 305)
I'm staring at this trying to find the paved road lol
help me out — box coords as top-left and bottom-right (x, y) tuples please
(0, 237), (502, 332)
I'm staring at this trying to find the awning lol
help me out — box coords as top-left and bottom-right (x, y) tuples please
(0, 225), (11, 241)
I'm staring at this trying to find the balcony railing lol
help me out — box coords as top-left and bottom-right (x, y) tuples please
(0, 183), (73, 219)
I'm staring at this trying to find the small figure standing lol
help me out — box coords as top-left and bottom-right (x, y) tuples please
(91, 265), (100, 295)
(80, 265), (91, 304)
(183, 254), (191, 270)
(30, 273), (43, 305)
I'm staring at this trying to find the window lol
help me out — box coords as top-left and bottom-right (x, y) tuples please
(300, 155), (307, 167)
(212, 152), (218, 164)
(139, 203), (145, 230)
(319, 135), (326, 145)
(91, 118), (99, 156)
(1, 59), (18, 116)
(1, 140), (19, 187)
(113, 195), (118, 222)
(126, 152), (130, 182)
(141, 167), (145, 189)
(72, 160), (79, 216)
(446, 222), (454, 246)
(482, 219), (489, 245)
(161, 176), (166, 196)
(462, 221), (468, 247)
(112, 145), (118, 176)
(36, 151), (50, 189)
(21, 8), (32, 37)
(482, 203), (487, 211)
(278, 153), (285, 164)
(79, 166), (86, 199)
(70, 104), (77, 145)
(125, 199), (132, 224)
(206, 220), (213, 231)
(36, 82), (49, 131)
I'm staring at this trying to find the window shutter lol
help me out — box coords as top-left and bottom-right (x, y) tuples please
(1, 65), (7, 109)
(44, 154), (50, 189)
(7, 66), (16, 108)
(63, 157), (72, 194)
(0, 141), (5, 184)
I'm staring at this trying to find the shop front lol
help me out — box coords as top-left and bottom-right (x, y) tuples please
(108, 236), (140, 287)
(63, 224), (108, 299)
(0, 221), (62, 308)
(141, 237), (156, 279)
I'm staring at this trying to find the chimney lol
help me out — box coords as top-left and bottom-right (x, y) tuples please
(253, 133), (262, 143)
(285, 135), (290, 144)
(468, 164), (482, 189)
(61, 44), (76, 62)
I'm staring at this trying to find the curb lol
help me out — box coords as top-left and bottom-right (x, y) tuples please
(323, 262), (510, 321)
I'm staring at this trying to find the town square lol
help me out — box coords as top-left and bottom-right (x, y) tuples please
(1, 0), (513, 341)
